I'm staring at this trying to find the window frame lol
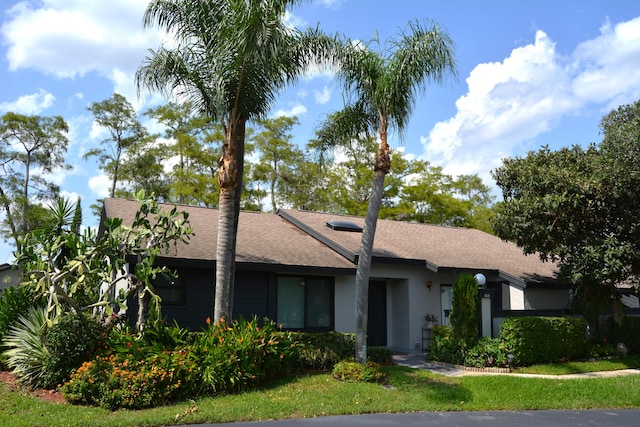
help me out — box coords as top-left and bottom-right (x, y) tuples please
(276, 274), (334, 332)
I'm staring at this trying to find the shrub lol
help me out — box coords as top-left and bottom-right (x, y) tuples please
(429, 325), (465, 365)
(464, 337), (508, 368)
(332, 361), (386, 383)
(2, 306), (50, 388)
(605, 316), (640, 354)
(193, 317), (298, 394)
(585, 338), (617, 358)
(0, 285), (40, 367)
(450, 273), (479, 345)
(291, 332), (355, 370)
(40, 313), (105, 388)
(500, 317), (587, 366)
(62, 350), (201, 410)
(367, 346), (393, 365)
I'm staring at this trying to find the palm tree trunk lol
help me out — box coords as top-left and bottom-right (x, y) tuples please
(214, 120), (245, 322)
(355, 126), (390, 365)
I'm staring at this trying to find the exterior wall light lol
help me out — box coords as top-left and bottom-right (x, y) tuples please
(426, 280), (433, 291)
(474, 273), (486, 288)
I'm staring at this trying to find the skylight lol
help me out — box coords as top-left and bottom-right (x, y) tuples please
(326, 220), (363, 232)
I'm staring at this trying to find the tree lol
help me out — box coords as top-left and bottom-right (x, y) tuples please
(251, 116), (304, 213)
(492, 101), (640, 332)
(0, 112), (70, 254)
(137, 0), (337, 321)
(449, 273), (479, 345)
(316, 20), (456, 363)
(84, 93), (152, 198)
(16, 193), (193, 332)
(144, 101), (221, 206)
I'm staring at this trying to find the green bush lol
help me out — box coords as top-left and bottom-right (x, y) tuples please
(606, 316), (640, 354)
(500, 317), (587, 366)
(332, 361), (386, 383)
(40, 313), (105, 388)
(367, 346), (393, 365)
(0, 285), (40, 367)
(193, 317), (298, 394)
(291, 332), (354, 370)
(2, 306), (50, 388)
(464, 337), (507, 368)
(430, 325), (465, 365)
(62, 350), (201, 410)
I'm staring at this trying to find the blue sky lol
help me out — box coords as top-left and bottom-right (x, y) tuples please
(1, 0), (640, 262)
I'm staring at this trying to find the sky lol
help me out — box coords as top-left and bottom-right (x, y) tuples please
(1, 0), (640, 263)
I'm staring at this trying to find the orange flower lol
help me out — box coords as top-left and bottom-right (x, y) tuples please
(206, 317), (211, 325)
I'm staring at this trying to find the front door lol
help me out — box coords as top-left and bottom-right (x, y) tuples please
(367, 280), (387, 346)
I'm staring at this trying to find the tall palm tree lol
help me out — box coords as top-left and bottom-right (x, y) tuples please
(136, 0), (336, 322)
(317, 20), (456, 363)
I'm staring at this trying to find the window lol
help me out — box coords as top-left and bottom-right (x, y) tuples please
(153, 271), (185, 305)
(277, 276), (333, 330)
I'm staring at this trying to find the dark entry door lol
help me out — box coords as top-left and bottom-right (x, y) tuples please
(367, 280), (387, 346)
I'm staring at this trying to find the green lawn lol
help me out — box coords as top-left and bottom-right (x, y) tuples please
(513, 355), (640, 375)
(2, 363), (640, 427)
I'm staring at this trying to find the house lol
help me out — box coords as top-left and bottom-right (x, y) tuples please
(0, 263), (20, 294)
(102, 198), (568, 353)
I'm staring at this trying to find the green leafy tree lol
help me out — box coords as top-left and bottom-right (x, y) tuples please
(84, 93), (153, 199)
(144, 101), (220, 206)
(491, 102), (640, 332)
(316, 20), (456, 363)
(0, 112), (70, 254)
(137, 0), (338, 321)
(251, 116), (304, 213)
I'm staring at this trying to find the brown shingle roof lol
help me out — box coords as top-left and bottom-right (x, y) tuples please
(102, 198), (355, 271)
(279, 209), (558, 286)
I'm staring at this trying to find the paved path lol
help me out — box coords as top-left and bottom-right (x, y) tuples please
(391, 353), (640, 378)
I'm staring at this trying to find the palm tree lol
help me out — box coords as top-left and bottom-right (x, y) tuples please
(136, 0), (336, 322)
(316, 20), (456, 363)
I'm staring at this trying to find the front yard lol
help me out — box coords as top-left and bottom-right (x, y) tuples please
(2, 360), (640, 427)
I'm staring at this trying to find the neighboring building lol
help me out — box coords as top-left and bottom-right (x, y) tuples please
(102, 198), (569, 353)
(0, 263), (20, 293)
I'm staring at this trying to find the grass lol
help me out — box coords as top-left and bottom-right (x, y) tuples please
(2, 362), (640, 427)
(513, 355), (640, 375)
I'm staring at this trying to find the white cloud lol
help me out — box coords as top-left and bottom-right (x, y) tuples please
(420, 17), (640, 184)
(317, 0), (344, 10)
(314, 86), (331, 105)
(0, 89), (55, 114)
(88, 174), (111, 199)
(274, 104), (308, 118)
(2, 0), (164, 89)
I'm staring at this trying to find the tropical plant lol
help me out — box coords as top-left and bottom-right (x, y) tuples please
(315, 19), (456, 363)
(2, 306), (51, 388)
(136, 0), (338, 322)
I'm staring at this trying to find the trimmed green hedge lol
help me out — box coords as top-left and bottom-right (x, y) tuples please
(500, 317), (587, 366)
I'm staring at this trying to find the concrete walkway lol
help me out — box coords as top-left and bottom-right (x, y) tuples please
(391, 353), (640, 379)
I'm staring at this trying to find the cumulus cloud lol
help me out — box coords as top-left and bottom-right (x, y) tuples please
(88, 174), (112, 199)
(274, 104), (308, 118)
(314, 86), (331, 105)
(0, 89), (55, 114)
(1, 0), (164, 100)
(421, 17), (640, 183)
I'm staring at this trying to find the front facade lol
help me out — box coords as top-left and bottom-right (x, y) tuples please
(102, 198), (567, 353)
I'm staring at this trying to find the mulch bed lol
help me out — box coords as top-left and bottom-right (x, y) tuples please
(0, 370), (66, 404)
